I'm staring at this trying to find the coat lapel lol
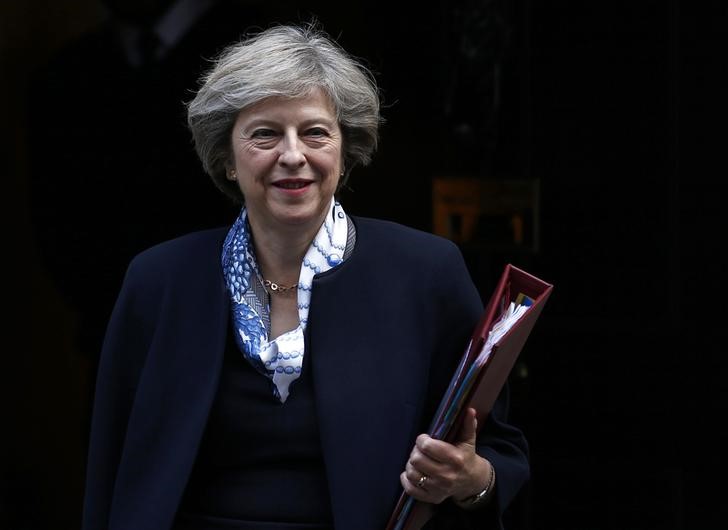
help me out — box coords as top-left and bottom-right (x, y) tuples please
(110, 234), (231, 530)
(308, 264), (424, 530)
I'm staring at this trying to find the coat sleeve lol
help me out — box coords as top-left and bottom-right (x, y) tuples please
(426, 241), (530, 530)
(81, 257), (160, 530)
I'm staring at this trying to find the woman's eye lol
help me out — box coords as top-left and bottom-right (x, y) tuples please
(251, 129), (277, 139)
(306, 127), (328, 137)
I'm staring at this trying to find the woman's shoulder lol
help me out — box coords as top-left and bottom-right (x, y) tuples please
(351, 215), (461, 256)
(126, 226), (229, 278)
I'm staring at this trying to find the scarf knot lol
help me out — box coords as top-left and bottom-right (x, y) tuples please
(221, 199), (348, 402)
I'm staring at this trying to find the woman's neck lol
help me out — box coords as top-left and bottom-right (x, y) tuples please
(248, 218), (322, 285)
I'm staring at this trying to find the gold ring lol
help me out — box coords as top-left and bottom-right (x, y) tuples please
(416, 474), (429, 488)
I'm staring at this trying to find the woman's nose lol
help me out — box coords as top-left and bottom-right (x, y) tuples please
(278, 131), (306, 169)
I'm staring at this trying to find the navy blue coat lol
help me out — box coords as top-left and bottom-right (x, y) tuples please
(82, 216), (530, 530)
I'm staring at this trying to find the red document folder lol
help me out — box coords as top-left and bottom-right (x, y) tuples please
(385, 264), (553, 530)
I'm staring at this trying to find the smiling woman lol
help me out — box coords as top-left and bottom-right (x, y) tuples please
(186, 23), (379, 207)
(80, 22), (530, 530)
(229, 90), (343, 240)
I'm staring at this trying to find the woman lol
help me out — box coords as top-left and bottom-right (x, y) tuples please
(82, 23), (529, 530)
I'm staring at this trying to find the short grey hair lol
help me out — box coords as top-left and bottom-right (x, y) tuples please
(186, 23), (381, 203)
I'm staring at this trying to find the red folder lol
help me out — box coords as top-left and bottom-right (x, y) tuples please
(385, 264), (553, 530)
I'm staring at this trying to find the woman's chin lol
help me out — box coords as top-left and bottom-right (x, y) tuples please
(269, 203), (330, 230)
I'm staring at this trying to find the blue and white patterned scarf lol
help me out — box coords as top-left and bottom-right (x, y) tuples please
(221, 199), (348, 403)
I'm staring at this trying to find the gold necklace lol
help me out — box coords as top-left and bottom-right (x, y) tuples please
(262, 279), (298, 294)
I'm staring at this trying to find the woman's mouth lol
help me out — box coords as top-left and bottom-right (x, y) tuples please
(273, 179), (312, 190)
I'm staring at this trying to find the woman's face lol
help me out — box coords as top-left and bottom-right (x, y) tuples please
(230, 89), (343, 237)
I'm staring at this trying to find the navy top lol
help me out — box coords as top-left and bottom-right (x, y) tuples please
(175, 331), (333, 528)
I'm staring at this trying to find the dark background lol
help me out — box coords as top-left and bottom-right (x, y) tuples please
(3, 0), (726, 529)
